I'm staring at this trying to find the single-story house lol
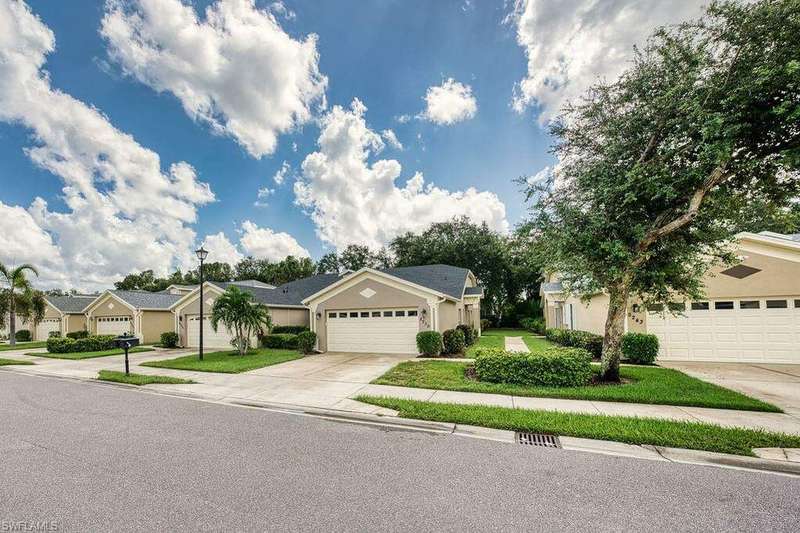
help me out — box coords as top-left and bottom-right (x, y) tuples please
(35, 294), (98, 340)
(542, 231), (800, 364)
(172, 265), (484, 354)
(84, 290), (182, 344)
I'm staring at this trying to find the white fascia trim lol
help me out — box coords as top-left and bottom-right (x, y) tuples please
(169, 282), (225, 313)
(266, 304), (309, 310)
(301, 268), (453, 306)
(84, 291), (137, 316)
(737, 231), (800, 251)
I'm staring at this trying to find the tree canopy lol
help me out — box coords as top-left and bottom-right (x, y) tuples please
(526, 0), (800, 380)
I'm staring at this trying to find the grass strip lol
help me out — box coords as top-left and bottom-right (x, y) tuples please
(141, 348), (302, 373)
(31, 347), (153, 360)
(0, 357), (35, 366)
(373, 360), (779, 412)
(0, 341), (47, 352)
(357, 396), (800, 456)
(97, 370), (195, 386)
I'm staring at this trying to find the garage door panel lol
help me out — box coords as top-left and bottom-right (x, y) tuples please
(651, 298), (800, 363)
(97, 317), (132, 336)
(36, 319), (61, 339)
(187, 316), (236, 349)
(328, 309), (419, 354)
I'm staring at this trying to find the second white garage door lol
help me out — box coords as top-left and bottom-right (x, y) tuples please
(187, 315), (236, 349)
(647, 298), (800, 363)
(97, 316), (133, 336)
(36, 318), (61, 340)
(327, 308), (420, 354)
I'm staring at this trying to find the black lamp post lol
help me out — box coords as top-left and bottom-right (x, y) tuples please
(195, 246), (209, 361)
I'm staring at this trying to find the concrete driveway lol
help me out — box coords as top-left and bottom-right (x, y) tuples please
(7, 348), (411, 412)
(661, 361), (800, 416)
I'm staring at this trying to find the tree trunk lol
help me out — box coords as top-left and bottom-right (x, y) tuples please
(8, 296), (16, 347)
(600, 283), (629, 382)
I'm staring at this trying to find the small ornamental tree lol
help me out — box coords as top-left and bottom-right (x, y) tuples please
(526, 0), (800, 381)
(211, 286), (272, 355)
(0, 262), (46, 346)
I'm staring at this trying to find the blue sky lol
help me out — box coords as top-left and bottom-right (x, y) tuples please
(0, 0), (704, 289)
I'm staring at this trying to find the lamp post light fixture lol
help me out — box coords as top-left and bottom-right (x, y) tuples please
(195, 246), (209, 361)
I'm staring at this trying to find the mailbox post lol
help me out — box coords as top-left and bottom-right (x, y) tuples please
(113, 334), (140, 376)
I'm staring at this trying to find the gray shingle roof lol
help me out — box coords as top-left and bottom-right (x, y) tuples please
(46, 295), (98, 313)
(380, 265), (470, 299)
(759, 231), (800, 243)
(213, 265), (474, 307)
(464, 286), (484, 296)
(541, 282), (563, 293)
(228, 279), (275, 289)
(110, 290), (183, 310)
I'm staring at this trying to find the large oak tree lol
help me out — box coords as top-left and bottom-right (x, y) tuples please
(527, 0), (800, 381)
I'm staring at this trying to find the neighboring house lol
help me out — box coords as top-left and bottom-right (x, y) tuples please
(84, 290), (183, 344)
(541, 231), (800, 364)
(172, 265), (484, 354)
(36, 294), (97, 340)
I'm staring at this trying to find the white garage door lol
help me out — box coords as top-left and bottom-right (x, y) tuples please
(647, 298), (800, 363)
(97, 316), (132, 336)
(36, 318), (61, 340)
(327, 308), (420, 354)
(187, 316), (235, 349)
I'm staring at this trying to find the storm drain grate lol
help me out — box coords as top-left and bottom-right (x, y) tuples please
(516, 432), (561, 448)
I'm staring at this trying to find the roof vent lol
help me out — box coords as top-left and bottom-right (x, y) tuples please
(720, 265), (761, 279)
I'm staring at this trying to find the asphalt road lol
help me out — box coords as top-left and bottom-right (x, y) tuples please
(1, 372), (798, 532)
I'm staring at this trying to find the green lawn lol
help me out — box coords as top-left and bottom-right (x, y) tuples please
(32, 347), (153, 360)
(373, 360), (779, 412)
(0, 357), (35, 366)
(466, 328), (551, 356)
(357, 396), (800, 456)
(141, 348), (302, 373)
(97, 370), (196, 386)
(0, 341), (47, 352)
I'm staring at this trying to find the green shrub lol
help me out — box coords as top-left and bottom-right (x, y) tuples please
(160, 331), (179, 348)
(456, 324), (475, 346)
(48, 330), (62, 338)
(520, 317), (546, 335)
(416, 331), (443, 356)
(46, 334), (116, 354)
(271, 325), (309, 335)
(480, 319), (490, 332)
(622, 333), (659, 364)
(297, 331), (317, 354)
(15, 330), (31, 342)
(474, 346), (592, 387)
(442, 329), (466, 355)
(545, 328), (603, 358)
(262, 333), (298, 349)
(66, 330), (89, 340)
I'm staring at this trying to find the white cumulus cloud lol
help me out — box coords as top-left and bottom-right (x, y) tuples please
(0, 0), (214, 290)
(202, 231), (244, 265)
(381, 129), (403, 150)
(294, 99), (507, 250)
(510, 0), (705, 121)
(419, 78), (477, 125)
(101, 0), (327, 158)
(239, 221), (310, 260)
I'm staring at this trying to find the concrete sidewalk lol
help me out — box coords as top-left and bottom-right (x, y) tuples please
(4, 346), (800, 436)
(504, 336), (530, 352)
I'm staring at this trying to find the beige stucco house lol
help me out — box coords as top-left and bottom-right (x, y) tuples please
(84, 290), (181, 344)
(171, 265), (483, 354)
(34, 294), (97, 340)
(541, 231), (800, 364)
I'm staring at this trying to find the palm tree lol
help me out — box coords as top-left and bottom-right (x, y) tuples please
(0, 262), (45, 346)
(210, 286), (272, 355)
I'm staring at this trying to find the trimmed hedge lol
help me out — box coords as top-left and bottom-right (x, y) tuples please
(271, 325), (309, 335)
(519, 317), (546, 335)
(297, 331), (317, 354)
(480, 319), (491, 332)
(456, 324), (476, 346)
(48, 330), (62, 338)
(15, 330), (31, 342)
(442, 329), (466, 355)
(262, 333), (299, 350)
(47, 334), (117, 354)
(66, 330), (89, 340)
(474, 346), (593, 387)
(416, 331), (443, 356)
(545, 328), (603, 358)
(160, 331), (179, 348)
(622, 332), (659, 364)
